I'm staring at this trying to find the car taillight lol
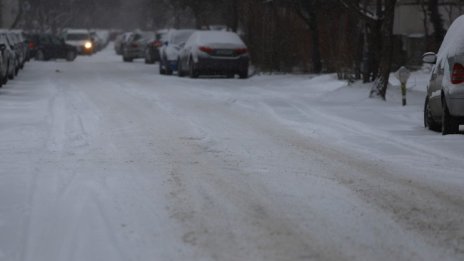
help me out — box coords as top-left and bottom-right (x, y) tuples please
(451, 63), (464, 84)
(199, 46), (214, 54)
(28, 42), (36, 49)
(131, 43), (138, 48)
(235, 48), (248, 55)
(153, 40), (162, 48)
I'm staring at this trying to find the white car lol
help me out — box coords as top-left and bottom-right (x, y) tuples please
(423, 15), (464, 135)
(63, 29), (94, 55)
(177, 30), (249, 79)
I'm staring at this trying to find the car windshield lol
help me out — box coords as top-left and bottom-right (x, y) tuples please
(66, 33), (89, 41)
(171, 31), (194, 45)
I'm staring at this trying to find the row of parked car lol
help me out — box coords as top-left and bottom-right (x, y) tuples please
(0, 28), (111, 89)
(0, 30), (30, 88)
(114, 29), (250, 79)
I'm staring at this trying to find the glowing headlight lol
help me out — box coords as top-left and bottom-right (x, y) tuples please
(84, 41), (92, 49)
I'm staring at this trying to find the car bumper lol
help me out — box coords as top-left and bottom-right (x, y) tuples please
(197, 57), (249, 74)
(76, 46), (93, 55)
(447, 98), (464, 117)
(167, 60), (178, 71)
(124, 48), (144, 59)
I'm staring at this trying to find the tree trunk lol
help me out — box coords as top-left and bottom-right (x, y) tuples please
(370, 0), (397, 100)
(307, 5), (322, 73)
(10, 0), (24, 29)
(428, 0), (445, 51)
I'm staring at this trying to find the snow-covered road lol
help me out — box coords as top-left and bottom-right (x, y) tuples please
(1, 46), (463, 261)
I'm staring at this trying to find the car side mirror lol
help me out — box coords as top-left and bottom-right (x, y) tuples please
(423, 52), (437, 64)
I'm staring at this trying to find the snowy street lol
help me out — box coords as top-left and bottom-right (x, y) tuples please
(1, 46), (464, 261)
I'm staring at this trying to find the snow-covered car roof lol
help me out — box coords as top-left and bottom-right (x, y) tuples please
(437, 15), (464, 62)
(193, 31), (245, 46)
(64, 29), (90, 34)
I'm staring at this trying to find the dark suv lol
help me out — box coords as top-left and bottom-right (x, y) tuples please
(27, 34), (77, 61)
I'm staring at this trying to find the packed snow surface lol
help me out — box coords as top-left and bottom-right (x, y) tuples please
(0, 45), (463, 261)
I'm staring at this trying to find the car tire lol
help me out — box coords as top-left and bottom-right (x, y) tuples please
(189, 59), (199, 79)
(66, 50), (77, 61)
(144, 50), (154, 64)
(178, 59), (185, 77)
(159, 60), (165, 75)
(441, 98), (459, 135)
(239, 70), (248, 79)
(123, 56), (132, 62)
(424, 96), (440, 131)
(36, 50), (45, 61)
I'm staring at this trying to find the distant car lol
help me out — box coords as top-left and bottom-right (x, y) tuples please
(0, 34), (14, 85)
(63, 29), (94, 55)
(114, 32), (131, 55)
(423, 15), (464, 135)
(159, 29), (195, 75)
(0, 32), (19, 75)
(122, 31), (153, 62)
(144, 29), (167, 64)
(0, 32), (18, 80)
(5, 31), (28, 69)
(27, 34), (77, 62)
(11, 30), (30, 63)
(177, 30), (249, 79)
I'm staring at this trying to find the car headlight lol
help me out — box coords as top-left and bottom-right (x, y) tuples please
(84, 41), (92, 49)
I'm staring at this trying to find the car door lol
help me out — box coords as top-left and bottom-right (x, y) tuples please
(428, 60), (445, 118)
(38, 35), (55, 58)
(50, 36), (67, 58)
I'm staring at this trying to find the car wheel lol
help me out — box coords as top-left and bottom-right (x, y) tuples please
(189, 59), (199, 79)
(145, 50), (154, 64)
(159, 60), (166, 75)
(66, 50), (77, 61)
(14, 62), (19, 76)
(424, 96), (440, 131)
(441, 98), (459, 135)
(178, 59), (185, 77)
(166, 67), (173, 75)
(239, 70), (248, 79)
(36, 50), (45, 61)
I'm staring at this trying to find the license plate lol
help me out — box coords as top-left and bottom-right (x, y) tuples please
(216, 49), (233, 55)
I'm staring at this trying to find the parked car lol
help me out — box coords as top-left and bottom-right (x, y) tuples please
(114, 32), (131, 55)
(0, 32), (18, 80)
(122, 31), (153, 62)
(0, 34), (13, 85)
(27, 34), (77, 61)
(12, 30), (31, 62)
(423, 15), (464, 135)
(177, 30), (249, 79)
(144, 29), (167, 64)
(0, 30), (21, 75)
(159, 29), (195, 75)
(8, 30), (28, 68)
(63, 29), (94, 55)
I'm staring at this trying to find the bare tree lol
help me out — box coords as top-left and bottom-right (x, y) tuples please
(339, 0), (397, 100)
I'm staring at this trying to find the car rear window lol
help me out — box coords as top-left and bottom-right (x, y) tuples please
(66, 33), (89, 41)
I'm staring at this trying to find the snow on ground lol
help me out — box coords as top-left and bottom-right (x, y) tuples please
(0, 44), (463, 261)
